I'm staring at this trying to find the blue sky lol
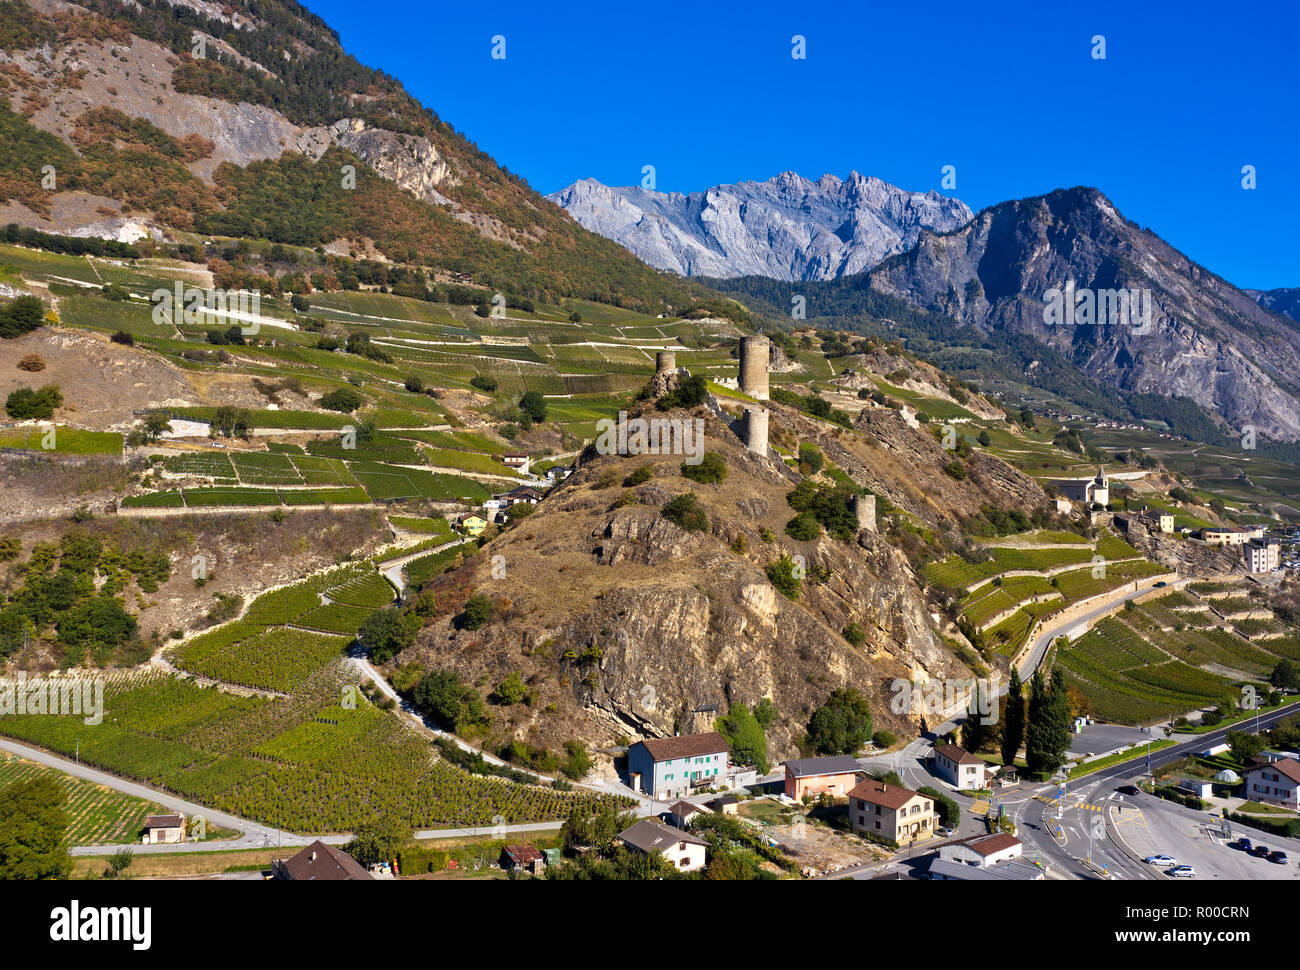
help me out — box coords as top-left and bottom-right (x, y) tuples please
(304, 0), (1299, 290)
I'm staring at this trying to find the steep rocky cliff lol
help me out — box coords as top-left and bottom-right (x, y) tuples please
(548, 171), (972, 281)
(394, 396), (1051, 759)
(867, 188), (1300, 444)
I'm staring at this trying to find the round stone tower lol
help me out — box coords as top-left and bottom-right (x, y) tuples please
(655, 350), (676, 374)
(739, 335), (770, 400)
(744, 407), (769, 455)
(852, 493), (877, 532)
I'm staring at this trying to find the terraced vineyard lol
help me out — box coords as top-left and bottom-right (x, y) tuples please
(0, 755), (166, 846)
(1055, 618), (1240, 724)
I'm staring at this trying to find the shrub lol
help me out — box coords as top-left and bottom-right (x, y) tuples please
(945, 460), (966, 481)
(806, 688), (872, 755)
(404, 376), (424, 393)
(786, 512), (821, 541)
(356, 607), (419, 664)
(766, 555), (802, 599)
(0, 295), (45, 338)
(470, 375), (498, 392)
(872, 729), (897, 748)
(16, 354), (45, 372)
(5, 384), (62, 420)
(109, 331), (135, 345)
(842, 622), (866, 647)
(798, 443), (824, 474)
(681, 451), (726, 485)
(319, 387), (363, 412)
(490, 671), (527, 705)
(662, 492), (709, 532)
(460, 593), (494, 630)
(623, 464), (653, 487)
(519, 391), (547, 423)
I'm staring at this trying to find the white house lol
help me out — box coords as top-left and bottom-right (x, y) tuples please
(938, 832), (1023, 869)
(1243, 758), (1300, 809)
(1246, 539), (1280, 574)
(617, 819), (708, 872)
(933, 743), (987, 791)
(626, 732), (730, 800)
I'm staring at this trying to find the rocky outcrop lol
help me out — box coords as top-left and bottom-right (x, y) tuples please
(548, 171), (972, 281)
(397, 399), (1057, 757)
(294, 119), (457, 206)
(868, 188), (1300, 444)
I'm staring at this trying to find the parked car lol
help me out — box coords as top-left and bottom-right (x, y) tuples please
(1269, 850), (1289, 865)
(1117, 785), (1141, 796)
(1238, 838), (1253, 852)
(1168, 865), (1196, 878)
(1252, 845), (1271, 858)
(1144, 854), (1177, 866)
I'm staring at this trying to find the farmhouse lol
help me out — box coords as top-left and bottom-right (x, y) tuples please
(626, 732), (729, 800)
(501, 452), (530, 474)
(457, 513), (487, 536)
(1243, 758), (1300, 809)
(272, 840), (373, 881)
(664, 800), (702, 829)
(932, 743), (988, 791)
(141, 813), (185, 844)
(616, 819), (708, 872)
(938, 832), (1023, 868)
(848, 779), (935, 846)
(783, 755), (863, 801)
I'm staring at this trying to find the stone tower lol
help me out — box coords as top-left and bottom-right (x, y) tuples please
(739, 335), (770, 400)
(655, 350), (676, 374)
(853, 493), (877, 532)
(744, 407), (769, 455)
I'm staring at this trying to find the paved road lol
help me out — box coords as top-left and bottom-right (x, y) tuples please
(1011, 700), (1300, 879)
(1016, 577), (1178, 680)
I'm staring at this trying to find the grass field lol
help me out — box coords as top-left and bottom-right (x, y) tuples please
(0, 426), (123, 455)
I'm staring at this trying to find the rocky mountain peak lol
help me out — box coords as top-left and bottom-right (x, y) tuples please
(548, 171), (972, 281)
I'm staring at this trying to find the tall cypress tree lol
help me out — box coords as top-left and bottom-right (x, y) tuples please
(1025, 670), (1051, 775)
(1001, 668), (1025, 767)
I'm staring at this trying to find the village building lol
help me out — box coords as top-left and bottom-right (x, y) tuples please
(272, 840), (374, 881)
(501, 452), (530, 474)
(616, 819), (708, 872)
(783, 755), (863, 801)
(1245, 538), (1280, 574)
(938, 832), (1023, 869)
(932, 743), (989, 791)
(626, 732), (730, 800)
(1053, 467), (1109, 507)
(1243, 758), (1300, 809)
(664, 800), (702, 829)
(848, 779), (936, 846)
(457, 513), (487, 536)
(141, 813), (186, 845)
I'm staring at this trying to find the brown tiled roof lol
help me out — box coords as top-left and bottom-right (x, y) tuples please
(143, 814), (184, 829)
(934, 743), (983, 766)
(1249, 758), (1300, 784)
(276, 840), (373, 881)
(638, 732), (729, 763)
(618, 819), (707, 852)
(667, 800), (700, 817)
(849, 778), (925, 811)
(964, 833), (1021, 856)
